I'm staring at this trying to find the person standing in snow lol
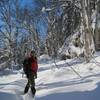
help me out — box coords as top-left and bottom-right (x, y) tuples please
(23, 50), (38, 97)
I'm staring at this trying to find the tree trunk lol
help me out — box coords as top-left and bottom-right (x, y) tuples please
(94, 0), (100, 51)
(81, 0), (94, 62)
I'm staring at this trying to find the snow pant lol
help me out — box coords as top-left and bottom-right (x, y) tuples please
(24, 72), (36, 97)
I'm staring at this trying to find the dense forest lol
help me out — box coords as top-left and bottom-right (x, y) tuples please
(0, 0), (100, 70)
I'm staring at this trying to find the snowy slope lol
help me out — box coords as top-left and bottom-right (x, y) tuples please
(0, 53), (100, 100)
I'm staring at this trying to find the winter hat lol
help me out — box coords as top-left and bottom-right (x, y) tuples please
(30, 50), (36, 56)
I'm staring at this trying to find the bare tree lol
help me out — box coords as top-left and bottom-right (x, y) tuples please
(45, 0), (81, 58)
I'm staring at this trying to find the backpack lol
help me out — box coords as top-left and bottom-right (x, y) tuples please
(23, 58), (31, 74)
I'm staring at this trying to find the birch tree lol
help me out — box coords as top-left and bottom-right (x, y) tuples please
(80, 0), (96, 62)
(94, 0), (100, 51)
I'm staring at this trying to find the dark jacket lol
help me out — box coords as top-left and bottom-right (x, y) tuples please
(23, 57), (38, 78)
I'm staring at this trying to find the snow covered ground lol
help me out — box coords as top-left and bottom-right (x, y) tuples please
(0, 52), (100, 100)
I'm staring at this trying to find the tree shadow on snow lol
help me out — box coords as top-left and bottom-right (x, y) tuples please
(36, 72), (100, 91)
(36, 78), (92, 91)
(36, 82), (100, 100)
(0, 79), (26, 88)
(0, 91), (23, 100)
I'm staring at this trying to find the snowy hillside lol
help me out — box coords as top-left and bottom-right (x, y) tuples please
(0, 52), (100, 100)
